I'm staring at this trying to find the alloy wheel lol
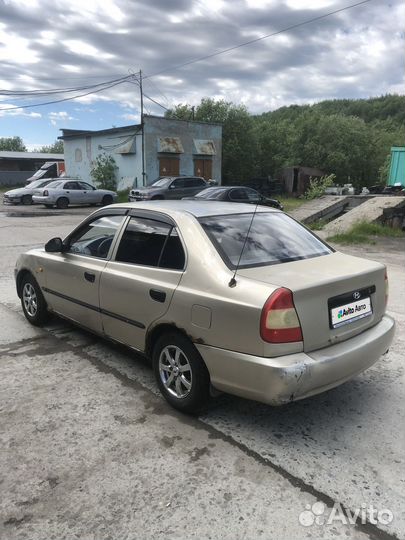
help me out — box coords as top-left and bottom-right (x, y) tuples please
(23, 282), (38, 317)
(159, 345), (192, 399)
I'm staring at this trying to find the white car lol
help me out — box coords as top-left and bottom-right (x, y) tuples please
(32, 179), (117, 209)
(3, 178), (56, 205)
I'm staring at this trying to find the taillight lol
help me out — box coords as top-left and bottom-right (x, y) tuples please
(385, 269), (389, 309)
(43, 190), (49, 196)
(260, 287), (303, 343)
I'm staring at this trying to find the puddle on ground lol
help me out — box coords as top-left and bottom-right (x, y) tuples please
(5, 211), (69, 217)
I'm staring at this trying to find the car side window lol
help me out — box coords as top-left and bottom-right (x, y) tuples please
(171, 178), (185, 189)
(188, 178), (205, 187)
(229, 188), (248, 201)
(64, 181), (79, 190)
(79, 182), (94, 190)
(159, 228), (185, 270)
(115, 217), (185, 270)
(245, 188), (261, 202)
(68, 215), (124, 258)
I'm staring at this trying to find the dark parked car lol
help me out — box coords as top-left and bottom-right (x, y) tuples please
(382, 184), (405, 195)
(129, 176), (209, 201)
(183, 186), (284, 210)
(368, 185), (385, 194)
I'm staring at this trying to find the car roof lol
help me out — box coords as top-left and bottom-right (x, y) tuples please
(107, 200), (278, 218)
(202, 186), (253, 191)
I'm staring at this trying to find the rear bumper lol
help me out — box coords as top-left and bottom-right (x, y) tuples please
(196, 315), (395, 405)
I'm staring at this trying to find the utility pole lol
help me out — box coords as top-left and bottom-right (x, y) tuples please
(139, 69), (146, 186)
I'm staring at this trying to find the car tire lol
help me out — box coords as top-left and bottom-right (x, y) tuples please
(56, 197), (69, 209)
(151, 195), (164, 200)
(20, 274), (49, 326)
(152, 332), (210, 414)
(21, 195), (32, 205)
(102, 194), (113, 206)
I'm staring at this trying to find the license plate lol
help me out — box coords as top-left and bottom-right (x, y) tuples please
(330, 297), (372, 328)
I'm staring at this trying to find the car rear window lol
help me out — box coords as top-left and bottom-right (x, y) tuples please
(199, 212), (332, 269)
(46, 181), (63, 189)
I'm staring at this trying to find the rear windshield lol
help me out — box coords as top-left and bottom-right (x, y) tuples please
(199, 212), (332, 268)
(196, 187), (228, 199)
(46, 181), (63, 189)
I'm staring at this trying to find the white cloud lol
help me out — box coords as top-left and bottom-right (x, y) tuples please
(48, 111), (75, 126)
(0, 104), (42, 118)
(0, 23), (39, 64)
(63, 39), (114, 59)
(120, 113), (139, 121)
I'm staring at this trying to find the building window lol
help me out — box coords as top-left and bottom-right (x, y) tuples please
(75, 148), (82, 162)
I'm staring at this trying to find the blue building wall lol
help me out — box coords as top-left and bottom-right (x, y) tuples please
(144, 116), (222, 185)
(63, 127), (142, 190)
(62, 116), (222, 190)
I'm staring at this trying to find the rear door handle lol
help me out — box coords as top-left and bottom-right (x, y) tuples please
(149, 289), (166, 303)
(84, 271), (96, 283)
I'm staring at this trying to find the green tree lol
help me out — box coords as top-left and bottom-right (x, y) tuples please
(90, 153), (117, 190)
(36, 140), (64, 153)
(0, 136), (27, 151)
(378, 154), (391, 184)
(166, 98), (259, 183)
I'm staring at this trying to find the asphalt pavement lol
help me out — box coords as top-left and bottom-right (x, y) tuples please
(0, 204), (404, 540)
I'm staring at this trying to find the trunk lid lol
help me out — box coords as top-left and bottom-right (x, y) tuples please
(238, 252), (386, 352)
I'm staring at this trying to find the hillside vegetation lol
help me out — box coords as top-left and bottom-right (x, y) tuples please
(166, 94), (405, 187)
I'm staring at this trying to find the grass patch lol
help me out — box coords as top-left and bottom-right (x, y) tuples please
(277, 196), (306, 213)
(309, 219), (327, 231)
(117, 188), (130, 203)
(327, 221), (405, 244)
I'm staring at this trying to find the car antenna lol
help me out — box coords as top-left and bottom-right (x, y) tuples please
(228, 200), (260, 288)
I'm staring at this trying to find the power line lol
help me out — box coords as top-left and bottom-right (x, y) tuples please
(128, 77), (173, 115)
(145, 0), (373, 79)
(0, 72), (129, 82)
(0, 74), (137, 98)
(0, 78), (133, 111)
(144, 78), (171, 109)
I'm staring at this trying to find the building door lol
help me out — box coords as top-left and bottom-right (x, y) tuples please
(159, 157), (179, 177)
(194, 159), (212, 180)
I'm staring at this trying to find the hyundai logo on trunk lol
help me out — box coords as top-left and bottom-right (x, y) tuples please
(353, 291), (361, 300)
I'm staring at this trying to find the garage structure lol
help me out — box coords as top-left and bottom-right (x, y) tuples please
(60, 115), (222, 191)
(281, 165), (325, 196)
(0, 151), (64, 186)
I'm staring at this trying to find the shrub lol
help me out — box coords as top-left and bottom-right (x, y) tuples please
(90, 153), (117, 191)
(304, 174), (336, 200)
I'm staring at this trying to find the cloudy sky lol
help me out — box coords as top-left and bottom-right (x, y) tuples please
(0, 0), (403, 148)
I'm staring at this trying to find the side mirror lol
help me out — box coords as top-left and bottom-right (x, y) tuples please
(169, 184), (176, 190)
(45, 237), (64, 253)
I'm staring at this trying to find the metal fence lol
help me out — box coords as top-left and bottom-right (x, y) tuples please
(0, 171), (33, 187)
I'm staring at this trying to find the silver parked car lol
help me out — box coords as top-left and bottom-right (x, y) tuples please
(32, 179), (117, 209)
(3, 178), (57, 205)
(15, 201), (395, 413)
(129, 176), (209, 201)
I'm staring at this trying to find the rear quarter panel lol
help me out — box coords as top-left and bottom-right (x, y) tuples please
(156, 214), (303, 357)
